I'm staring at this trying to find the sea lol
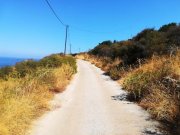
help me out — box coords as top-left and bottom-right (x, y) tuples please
(0, 57), (26, 68)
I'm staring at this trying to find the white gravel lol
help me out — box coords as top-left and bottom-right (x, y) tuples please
(31, 60), (161, 135)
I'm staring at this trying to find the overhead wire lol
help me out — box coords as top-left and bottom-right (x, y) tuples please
(70, 25), (122, 34)
(44, 0), (67, 27)
(44, 0), (122, 34)
(44, 0), (124, 54)
(45, 0), (70, 54)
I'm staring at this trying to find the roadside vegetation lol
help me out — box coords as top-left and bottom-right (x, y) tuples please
(0, 54), (76, 135)
(76, 23), (180, 134)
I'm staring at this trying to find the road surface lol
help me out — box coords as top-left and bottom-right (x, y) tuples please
(31, 60), (161, 135)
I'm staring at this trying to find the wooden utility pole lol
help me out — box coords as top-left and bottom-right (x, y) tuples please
(70, 43), (72, 54)
(64, 25), (69, 55)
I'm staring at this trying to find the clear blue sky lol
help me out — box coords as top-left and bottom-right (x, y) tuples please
(0, 0), (180, 58)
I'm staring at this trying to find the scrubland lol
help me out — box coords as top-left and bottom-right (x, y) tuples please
(0, 54), (76, 135)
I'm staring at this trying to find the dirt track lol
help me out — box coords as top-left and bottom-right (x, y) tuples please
(31, 60), (161, 135)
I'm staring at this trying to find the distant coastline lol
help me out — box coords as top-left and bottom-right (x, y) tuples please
(0, 57), (26, 68)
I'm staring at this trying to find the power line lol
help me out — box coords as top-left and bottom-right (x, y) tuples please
(45, 0), (66, 27)
(44, 0), (123, 34)
(45, 0), (69, 55)
(70, 25), (122, 34)
(44, 0), (124, 54)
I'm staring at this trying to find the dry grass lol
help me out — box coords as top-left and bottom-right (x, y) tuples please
(0, 64), (76, 135)
(76, 53), (122, 74)
(140, 87), (179, 123)
(77, 53), (129, 80)
(122, 51), (180, 124)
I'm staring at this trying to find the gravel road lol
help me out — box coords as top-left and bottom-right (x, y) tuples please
(31, 60), (161, 135)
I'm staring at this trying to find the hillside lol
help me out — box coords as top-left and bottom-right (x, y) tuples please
(77, 23), (180, 134)
(0, 54), (77, 135)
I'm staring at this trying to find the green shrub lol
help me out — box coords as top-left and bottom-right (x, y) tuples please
(159, 23), (177, 32)
(39, 54), (63, 68)
(15, 60), (38, 77)
(0, 66), (13, 80)
(118, 44), (147, 64)
(90, 40), (113, 57)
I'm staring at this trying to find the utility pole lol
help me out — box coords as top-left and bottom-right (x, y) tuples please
(64, 25), (69, 55)
(70, 43), (72, 54)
